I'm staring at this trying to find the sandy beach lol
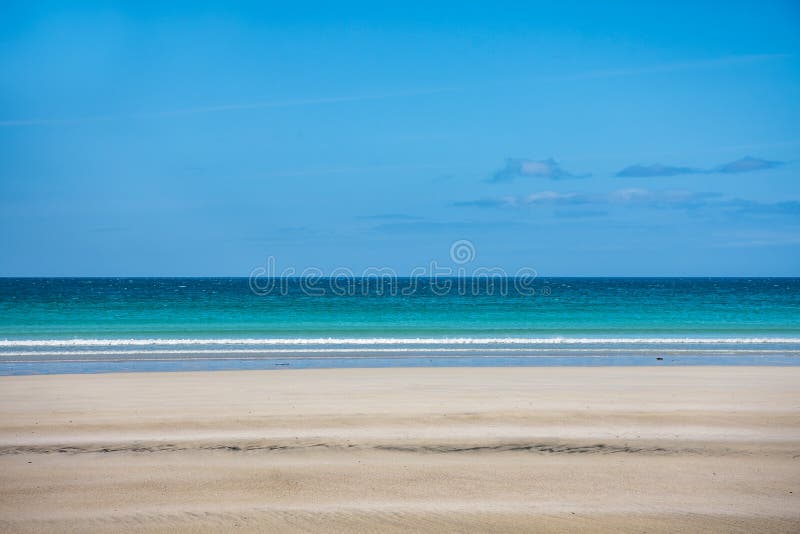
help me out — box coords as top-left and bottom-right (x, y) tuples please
(0, 366), (798, 532)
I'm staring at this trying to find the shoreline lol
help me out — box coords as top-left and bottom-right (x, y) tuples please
(1, 366), (798, 532)
(4, 354), (800, 376)
(4, 335), (800, 376)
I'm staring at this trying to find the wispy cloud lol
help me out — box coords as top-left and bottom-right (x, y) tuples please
(726, 199), (800, 216)
(616, 164), (702, 178)
(3, 53), (790, 127)
(0, 114), (117, 127)
(608, 188), (723, 208)
(457, 187), (800, 220)
(371, 219), (526, 234)
(455, 191), (583, 208)
(553, 209), (609, 219)
(0, 87), (456, 127)
(453, 197), (517, 208)
(524, 191), (584, 204)
(715, 156), (783, 174)
(357, 213), (424, 221)
(138, 88), (456, 118)
(542, 53), (791, 82)
(616, 156), (784, 177)
(456, 191), (589, 208)
(488, 158), (589, 183)
(458, 188), (724, 211)
(262, 163), (446, 179)
(617, 191), (799, 216)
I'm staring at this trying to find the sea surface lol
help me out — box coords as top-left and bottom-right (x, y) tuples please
(1, 277), (799, 375)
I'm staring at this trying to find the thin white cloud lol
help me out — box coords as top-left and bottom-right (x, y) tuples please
(3, 53), (788, 127)
(608, 188), (653, 202)
(616, 156), (784, 177)
(261, 162), (447, 179)
(0, 114), (117, 127)
(524, 191), (579, 204)
(457, 188), (725, 210)
(135, 88), (457, 118)
(541, 53), (791, 82)
(0, 87), (457, 127)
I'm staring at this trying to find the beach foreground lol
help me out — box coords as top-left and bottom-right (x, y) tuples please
(0, 367), (798, 533)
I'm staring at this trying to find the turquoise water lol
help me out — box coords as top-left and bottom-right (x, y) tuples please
(1, 278), (799, 374)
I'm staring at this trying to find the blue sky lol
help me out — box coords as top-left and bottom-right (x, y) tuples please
(1, 1), (799, 276)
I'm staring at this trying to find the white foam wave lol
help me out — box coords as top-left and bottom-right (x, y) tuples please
(2, 348), (797, 357)
(5, 352), (790, 364)
(1, 336), (800, 347)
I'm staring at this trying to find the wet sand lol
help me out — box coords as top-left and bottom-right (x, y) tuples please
(0, 366), (798, 532)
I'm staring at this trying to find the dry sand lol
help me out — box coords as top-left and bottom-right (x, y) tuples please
(0, 366), (798, 532)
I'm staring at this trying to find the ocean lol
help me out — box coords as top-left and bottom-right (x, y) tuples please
(1, 277), (799, 374)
